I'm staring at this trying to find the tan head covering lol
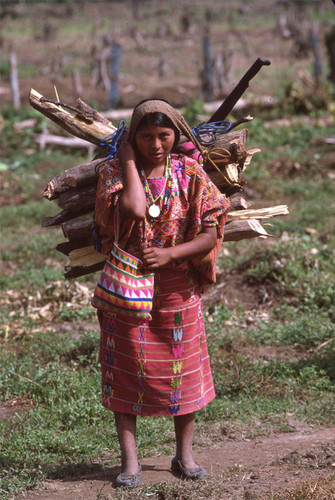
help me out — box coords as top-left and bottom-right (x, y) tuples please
(127, 99), (205, 155)
(126, 99), (237, 189)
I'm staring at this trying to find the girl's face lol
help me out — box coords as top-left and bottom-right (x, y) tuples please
(135, 124), (175, 169)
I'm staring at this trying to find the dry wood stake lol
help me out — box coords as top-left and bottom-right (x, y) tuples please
(10, 52), (21, 109)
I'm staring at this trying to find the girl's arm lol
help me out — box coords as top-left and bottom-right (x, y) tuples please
(117, 141), (146, 219)
(142, 226), (217, 268)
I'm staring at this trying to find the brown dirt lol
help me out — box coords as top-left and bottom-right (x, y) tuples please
(0, 398), (34, 420)
(18, 427), (335, 499)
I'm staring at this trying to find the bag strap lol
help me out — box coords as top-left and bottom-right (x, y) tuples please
(113, 203), (120, 244)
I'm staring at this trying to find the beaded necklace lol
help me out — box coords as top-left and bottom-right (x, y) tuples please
(141, 155), (172, 218)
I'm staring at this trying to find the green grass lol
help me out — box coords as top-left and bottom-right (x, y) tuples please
(1, 20), (335, 496)
(1, 231), (60, 264)
(0, 200), (58, 229)
(1, 113), (334, 496)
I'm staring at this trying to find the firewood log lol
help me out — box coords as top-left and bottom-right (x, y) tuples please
(228, 195), (250, 211)
(42, 187), (96, 227)
(64, 246), (106, 279)
(61, 213), (94, 242)
(177, 128), (248, 154)
(66, 245), (107, 269)
(224, 219), (271, 241)
(44, 158), (101, 200)
(29, 89), (117, 145)
(207, 169), (243, 194)
(57, 185), (96, 212)
(42, 207), (93, 228)
(42, 210), (73, 228)
(226, 205), (289, 221)
(56, 240), (90, 256)
(65, 261), (106, 279)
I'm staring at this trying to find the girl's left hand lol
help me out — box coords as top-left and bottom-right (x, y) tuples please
(142, 247), (172, 268)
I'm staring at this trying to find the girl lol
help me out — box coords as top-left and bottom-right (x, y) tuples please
(94, 99), (230, 487)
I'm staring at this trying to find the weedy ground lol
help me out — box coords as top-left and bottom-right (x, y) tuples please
(1, 102), (334, 500)
(1, 1), (335, 499)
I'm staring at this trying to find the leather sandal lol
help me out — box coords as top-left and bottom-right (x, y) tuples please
(171, 456), (206, 480)
(116, 464), (142, 488)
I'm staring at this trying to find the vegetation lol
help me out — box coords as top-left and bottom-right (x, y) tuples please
(0, 99), (334, 498)
(1, 1), (334, 498)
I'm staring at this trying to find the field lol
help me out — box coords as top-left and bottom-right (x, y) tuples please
(1, 1), (335, 499)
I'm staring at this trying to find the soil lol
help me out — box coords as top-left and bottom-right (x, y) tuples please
(16, 426), (335, 499)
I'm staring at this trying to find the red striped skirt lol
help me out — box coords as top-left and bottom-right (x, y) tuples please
(98, 269), (215, 416)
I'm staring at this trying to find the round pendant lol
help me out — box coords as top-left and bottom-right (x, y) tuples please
(148, 204), (160, 218)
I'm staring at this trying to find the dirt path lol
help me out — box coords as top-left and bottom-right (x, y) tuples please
(20, 426), (335, 500)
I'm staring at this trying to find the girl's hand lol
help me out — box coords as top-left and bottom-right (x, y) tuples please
(143, 228), (217, 268)
(117, 140), (136, 166)
(142, 247), (173, 268)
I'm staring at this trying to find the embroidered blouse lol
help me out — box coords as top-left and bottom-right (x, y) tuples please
(94, 154), (230, 291)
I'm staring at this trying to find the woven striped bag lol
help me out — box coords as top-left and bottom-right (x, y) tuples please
(91, 206), (154, 320)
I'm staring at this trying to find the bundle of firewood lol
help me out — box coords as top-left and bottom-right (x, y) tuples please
(29, 88), (288, 279)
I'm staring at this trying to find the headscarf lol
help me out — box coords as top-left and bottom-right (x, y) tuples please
(127, 99), (205, 155)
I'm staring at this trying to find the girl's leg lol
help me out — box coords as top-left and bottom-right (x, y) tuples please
(114, 411), (139, 474)
(174, 412), (198, 468)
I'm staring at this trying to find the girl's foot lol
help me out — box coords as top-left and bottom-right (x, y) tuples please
(116, 464), (142, 488)
(171, 456), (206, 480)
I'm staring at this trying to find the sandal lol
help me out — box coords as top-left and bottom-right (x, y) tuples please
(171, 456), (206, 480)
(116, 464), (142, 488)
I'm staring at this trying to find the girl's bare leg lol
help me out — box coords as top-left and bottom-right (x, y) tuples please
(174, 412), (198, 468)
(114, 412), (139, 474)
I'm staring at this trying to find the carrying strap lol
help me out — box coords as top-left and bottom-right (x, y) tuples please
(113, 203), (121, 245)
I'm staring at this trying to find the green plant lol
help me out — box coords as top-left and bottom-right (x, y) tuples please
(183, 100), (205, 127)
(1, 3), (335, 497)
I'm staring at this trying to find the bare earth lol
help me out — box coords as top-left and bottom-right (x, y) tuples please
(17, 426), (335, 500)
